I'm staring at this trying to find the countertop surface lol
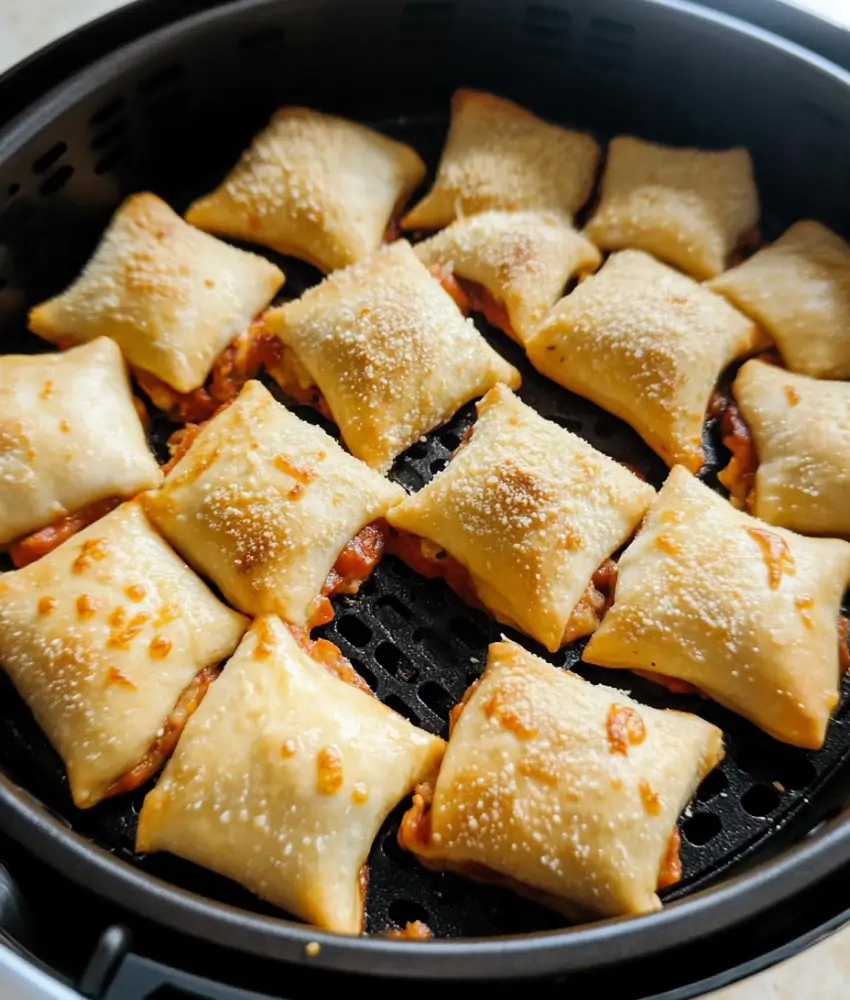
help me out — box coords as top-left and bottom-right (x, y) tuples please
(0, 1), (849, 999)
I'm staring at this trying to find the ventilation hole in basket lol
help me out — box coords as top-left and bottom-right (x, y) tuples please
(741, 784), (782, 818)
(6, 183), (20, 198)
(337, 615), (372, 648)
(138, 63), (186, 97)
(375, 640), (404, 674)
(239, 26), (286, 57)
(90, 97), (126, 126)
(375, 594), (413, 627)
(682, 812), (722, 846)
(450, 616), (487, 647)
(388, 898), (432, 929)
(385, 694), (421, 726)
(413, 626), (452, 661)
(400, 0), (454, 47)
(39, 166), (74, 197)
(406, 443), (427, 460)
(430, 457), (448, 475)
(695, 768), (728, 804)
(94, 143), (132, 176)
(90, 119), (128, 152)
(524, 4), (571, 50)
(0, 277), (7, 292)
(440, 430), (460, 452)
(31, 142), (67, 176)
(594, 417), (615, 439)
(800, 97), (844, 132)
(350, 658), (377, 691)
(418, 681), (454, 717)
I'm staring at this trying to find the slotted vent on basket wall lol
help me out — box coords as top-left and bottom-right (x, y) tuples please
(523, 4), (572, 53)
(400, 0), (456, 50)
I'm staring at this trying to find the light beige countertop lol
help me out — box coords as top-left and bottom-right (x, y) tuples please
(1, 1), (848, 998)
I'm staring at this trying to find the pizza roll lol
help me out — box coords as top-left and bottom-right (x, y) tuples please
(29, 193), (284, 393)
(584, 466), (850, 749)
(400, 638), (723, 919)
(185, 108), (426, 274)
(0, 502), (247, 808)
(401, 89), (600, 231)
(0, 338), (161, 548)
(583, 136), (759, 280)
(709, 221), (850, 379)
(526, 250), (764, 472)
(386, 385), (655, 652)
(263, 241), (521, 472)
(720, 360), (850, 537)
(141, 380), (404, 627)
(137, 615), (445, 934)
(414, 209), (601, 344)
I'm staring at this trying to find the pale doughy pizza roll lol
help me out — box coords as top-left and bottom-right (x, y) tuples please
(584, 466), (850, 749)
(526, 250), (765, 472)
(709, 221), (850, 379)
(414, 209), (602, 344)
(186, 107), (426, 273)
(584, 136), (759, 280)
(137, 616), (445, 934)
(402, 89), (600, 231)
(721, 360), (850, 537)
(0, 338), (161, 548)
(264, 241), (521, 472)
(0, 502), (247, 807)
(28, 193), (283, 394)
(400, 638), (723, 919)
(386, 385), (655, 652)
(141, 380), (404, 628)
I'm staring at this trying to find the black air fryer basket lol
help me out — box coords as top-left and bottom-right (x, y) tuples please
(1, 0), (850, 989)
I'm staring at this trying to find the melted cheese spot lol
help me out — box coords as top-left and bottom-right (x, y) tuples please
(745, 526), (796, 590)
(606, 704), (646, 755)
(37, 596), (57, 616)
(316, 745), (344, 795)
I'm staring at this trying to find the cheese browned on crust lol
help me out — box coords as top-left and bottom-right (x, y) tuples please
(584, 466), (850, 749)
(29, 193), (284, 393)
(526, 250), (765, 472)
(710, 221), (850, 379)
(729, 360), (850, 537)
(186, 108), (426, 273)
(137, 616), (445, 934)
(387, 385), (655, 652)
(264, 241), (521, 472)
(0, 338), (161, 547)
(0, 502), (247, 807)
(414, 210), (601, 344)
(401, 638), (723, 919)
(141, 380), (404, 626)
(584, 136), (759, 280)
(402, 89), (600, 231)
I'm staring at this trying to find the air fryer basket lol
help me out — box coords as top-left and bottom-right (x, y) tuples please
(1, 0), (850, 981)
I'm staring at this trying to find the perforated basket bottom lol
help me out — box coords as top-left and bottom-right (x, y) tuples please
(1, 113), (849, 940)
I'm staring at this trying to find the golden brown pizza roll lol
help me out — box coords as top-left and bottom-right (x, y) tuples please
(526, 250), (765, 472)
(0, 338), (161, 548)
(0, 502), (247, 807)
(719, 359), (850, 537)
(709, 221), (850, 379)
(141, 380), (404, 628)
(137, 615), (445, 934)
(414, 209), (602, 344)
(584, 466), (850, 749)
(185, 107), (426, 273)
(583, 135), (759, 280)
(263, 240), (521, 471)
(386, 385), (655, 652)
(401, 89), (600, 231)
(29, 193), (284, 393)
(400, 638), (723, 919)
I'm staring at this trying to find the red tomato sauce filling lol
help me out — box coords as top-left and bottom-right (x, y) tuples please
(9, 497), (121, 569)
